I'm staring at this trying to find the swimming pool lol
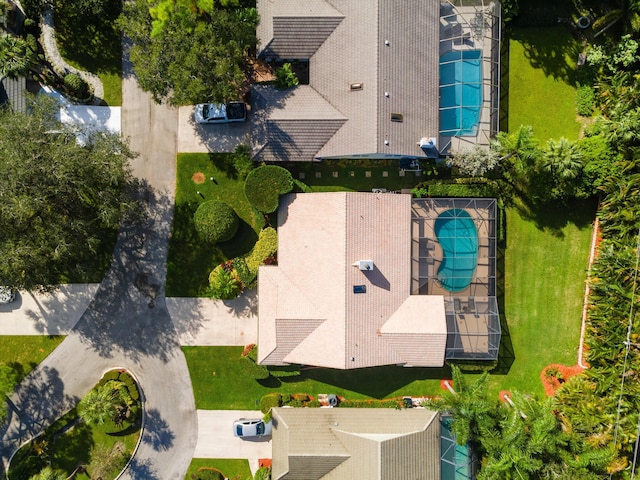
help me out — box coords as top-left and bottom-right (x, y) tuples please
(434, 209), (478, 292)
(439, 50), (483, 137)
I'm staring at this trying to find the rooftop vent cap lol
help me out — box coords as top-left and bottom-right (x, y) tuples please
(352, 260), (374, 271)
(350, 82), (363, 91)
(391, 113), (403, 122)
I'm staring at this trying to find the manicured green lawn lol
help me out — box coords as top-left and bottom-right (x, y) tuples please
(54, 4), (123, 105)
(184, 459), (252, 480)
(167, 154), (265, 297)
(507, 27), (581, 141)
(183, 346), (447, 410)
(0, 336), (64, 381)
(489, 198), (596, 397)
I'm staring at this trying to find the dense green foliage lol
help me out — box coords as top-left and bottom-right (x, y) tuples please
(193, 200), (239, 244)
(275, 62), (299, 89)
(9, 371), (140, 479)
(118, 0), (257, 105)
(244, 227), (278, 276)
(0, 34), (38, 79)
(63, 73), (89, 98)
(167, 154), (264, 297)
(208, 264), (242, 299)
(0, 98), (137, 292)
(429, 367), (613, 479)
(244, 166), (294, 213)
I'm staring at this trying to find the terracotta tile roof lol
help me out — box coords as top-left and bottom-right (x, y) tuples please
(257, 192), (447, 369)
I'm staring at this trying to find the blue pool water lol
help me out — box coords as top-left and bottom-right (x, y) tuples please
(440, 50), (482, 137)
(434, 209), (478, 292)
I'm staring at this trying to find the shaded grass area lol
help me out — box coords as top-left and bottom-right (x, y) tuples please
(167, 154), (264, 297)
(489, 198), (596, 397)
(9, 402), (140, 480)
(183, 346), (448, 410)
(54, 4), (123, 105)
(507, 27), (581, 141)
(286, 159), (443, 192)
(184, 459), (252, 480)
(0, 335), (64, 381)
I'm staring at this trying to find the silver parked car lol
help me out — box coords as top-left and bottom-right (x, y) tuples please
(232, 418), (272, 438)
(194, 102), (247, 124)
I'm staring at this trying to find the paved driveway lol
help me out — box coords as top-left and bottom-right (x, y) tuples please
(177, 106), (250, 153)
(195, 410), (272, 473)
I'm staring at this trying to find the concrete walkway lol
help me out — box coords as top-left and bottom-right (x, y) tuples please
(0, 287), (257, 346)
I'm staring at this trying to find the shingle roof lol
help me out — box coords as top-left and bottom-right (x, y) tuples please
(257, 192), (447, 369)
(253, 0), (440, 161)
(0, 76), (26, 113)
(272, 408), (441, 480)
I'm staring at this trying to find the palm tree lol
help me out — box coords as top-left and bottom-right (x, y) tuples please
(78, 383), (118, 425)
(543, 138), (583, 180)
(28, 466), (67, 480)
(0, 35), (37, 79)
(428, 366), (499, 446)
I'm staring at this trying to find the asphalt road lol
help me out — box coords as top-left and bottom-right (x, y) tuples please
(0, 41), (197, 479)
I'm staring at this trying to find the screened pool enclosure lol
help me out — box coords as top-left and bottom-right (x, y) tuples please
(411, 198), (501, 361)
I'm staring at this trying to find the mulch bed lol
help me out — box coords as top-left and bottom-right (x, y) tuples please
(540, 364), (584, 396)
(192, 171), (205, 184)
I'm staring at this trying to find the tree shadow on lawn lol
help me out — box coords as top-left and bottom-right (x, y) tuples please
(55, 2), (122, 75)
(513, 197), (597, 238)
(509, 26), (580, 86)
(167, 204), (258, 297)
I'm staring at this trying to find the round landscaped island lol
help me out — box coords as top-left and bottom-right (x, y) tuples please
(8, 369), (142, 480)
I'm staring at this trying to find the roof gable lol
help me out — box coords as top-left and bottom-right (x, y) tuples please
(261, 16), (344, 60)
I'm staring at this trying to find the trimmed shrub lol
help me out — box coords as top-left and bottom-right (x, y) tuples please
(64, 73), (89, 98)
(193, 200), (239, 244)
(208, 265), (242, 300)
(338, 398), (402, 408)
(245, 227), (278, 275)
(576, 84), (595, 116)
(259, 393), (282, 414)
(244, 165), (293, 213)
(254, 466), (272, 480)
(192, 467), (226, 480)
(232, 256), (256, 289)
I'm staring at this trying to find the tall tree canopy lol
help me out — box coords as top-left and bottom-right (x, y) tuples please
(119, 0), (258, 106)
(0, 98), (138, 292)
